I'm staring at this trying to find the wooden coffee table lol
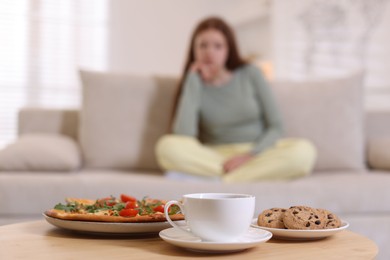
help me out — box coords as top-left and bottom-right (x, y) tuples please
(0, 220), (378, 259)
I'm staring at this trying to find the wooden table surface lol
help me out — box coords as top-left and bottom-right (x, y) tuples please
(0, 220), (378, 259)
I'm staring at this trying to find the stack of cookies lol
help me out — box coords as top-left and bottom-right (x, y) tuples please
(257, 206), (342, 230)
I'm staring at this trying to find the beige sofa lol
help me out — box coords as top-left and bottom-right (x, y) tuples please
(1, 71), (390, 259)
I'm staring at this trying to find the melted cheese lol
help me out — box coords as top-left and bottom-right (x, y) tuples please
(65, 197), (95, 205)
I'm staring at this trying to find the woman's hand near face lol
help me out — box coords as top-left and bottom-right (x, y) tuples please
(190, 62), (219, 83)
(222, 153), (254, 173)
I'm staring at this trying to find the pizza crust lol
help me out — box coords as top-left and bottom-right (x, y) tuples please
(45, 209), (185, 223)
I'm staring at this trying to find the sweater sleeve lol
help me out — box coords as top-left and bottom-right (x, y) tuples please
(248, 65), (284, 154)
(172, 72), (202, 137)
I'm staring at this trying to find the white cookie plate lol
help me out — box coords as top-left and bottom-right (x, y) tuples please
(251, 219), (349, 240)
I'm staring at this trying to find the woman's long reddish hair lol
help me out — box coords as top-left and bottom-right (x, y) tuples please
(171, 17), (247, 128)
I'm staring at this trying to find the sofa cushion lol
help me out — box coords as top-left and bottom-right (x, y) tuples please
(272, 72), (365, 171)
(79, 70), (177, 171)
(368, 138), (390, 171)
(0, 133), (81, 171)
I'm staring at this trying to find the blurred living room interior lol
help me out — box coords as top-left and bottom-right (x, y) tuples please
(0, 0), (390, 259)
(1, 0), (389, 148)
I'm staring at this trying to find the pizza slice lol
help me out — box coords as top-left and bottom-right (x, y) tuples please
(45, 194), (184, 223)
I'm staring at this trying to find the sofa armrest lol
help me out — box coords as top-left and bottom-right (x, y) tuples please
(18, 108), (79, 140)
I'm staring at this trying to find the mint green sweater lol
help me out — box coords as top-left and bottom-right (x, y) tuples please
(173, 64), (283, 154)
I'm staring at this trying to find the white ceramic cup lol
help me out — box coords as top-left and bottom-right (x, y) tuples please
(164, 193), (255, 242)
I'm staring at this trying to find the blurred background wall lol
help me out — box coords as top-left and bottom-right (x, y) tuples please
(271, 0), (390, 110)
(108, 0), (271, 75)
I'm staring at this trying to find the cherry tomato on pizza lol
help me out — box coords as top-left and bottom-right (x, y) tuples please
(120, 194), (137, 203)
(119, 208), (139, 217)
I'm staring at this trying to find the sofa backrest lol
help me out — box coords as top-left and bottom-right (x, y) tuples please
(366, 110), (390, 139)
(19, 108), (388, 144)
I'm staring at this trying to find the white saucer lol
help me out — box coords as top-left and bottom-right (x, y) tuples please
(159, 227), (272, 253)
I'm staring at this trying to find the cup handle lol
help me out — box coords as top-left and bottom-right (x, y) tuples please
(164, 200), (190, 234)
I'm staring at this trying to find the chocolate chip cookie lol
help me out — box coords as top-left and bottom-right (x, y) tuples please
(257, 208), (286, 229)
(283, 206), (326, 230)
(317, 208), (342, 229)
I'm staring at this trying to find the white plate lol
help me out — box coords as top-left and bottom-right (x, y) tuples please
(251, 218), (349, 240)
(159, 227), (272, 253)
(43, 214), (184, 235)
